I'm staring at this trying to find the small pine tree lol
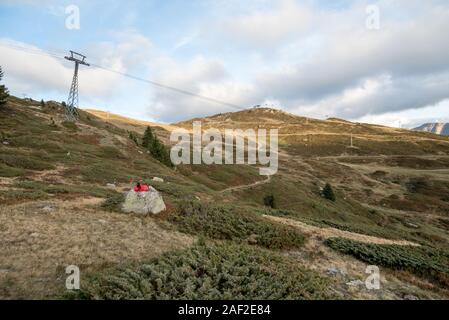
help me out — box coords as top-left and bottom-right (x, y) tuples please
(40, 99), (45, 108)
(150, 137), (173, 168)
(142, 126), (173, 168)
(128, 131), (139, 145)
(142, 126), (154, 149)
(322, 183), (336, 202)
(0, 66), (9, 106)
(264, 194), (276, 209)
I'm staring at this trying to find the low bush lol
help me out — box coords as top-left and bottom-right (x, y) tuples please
(168, 201), (305, 250)
(0, 163), (25, 177)
(75, 242), (333, 300)
(61, 121), (79, 131)
(0, 189), (48, 203)
(14, 180), (117, 198)
(0, 154), (54, 171)
(322, 183), (336, 202)
(101, 193), (126, 212)
(325, 237), (449, 288)
(263, 194), (276, 209)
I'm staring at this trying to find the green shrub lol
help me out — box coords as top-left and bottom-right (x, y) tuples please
(142, 126), (173, 168)
(169, 201), (305, 250)
(62, 121), (78, 131)
(0, 163), (25, 177)
(75, 242), (333, 300)
(0, 66), (9, 106)
(128, 131), (139, 145)
(101, 193), (125, 212)
(0, 189), (48, 203)
(97, 146), (125, 159)
(14, 180), (117, 199)
(325, 237), (449, 288)
(322, 183), (336, 202)
(0, 154), (54, 171)
(263, 194), (277, 209)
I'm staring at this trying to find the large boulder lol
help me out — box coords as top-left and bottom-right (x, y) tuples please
(122, 187), (166, 215)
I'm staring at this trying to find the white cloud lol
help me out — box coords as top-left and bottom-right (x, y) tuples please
(219, 0), (311, 48)
(146, 55), (256, 122)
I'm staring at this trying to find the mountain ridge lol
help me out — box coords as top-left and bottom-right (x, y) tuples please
(414, 122), (449, 136)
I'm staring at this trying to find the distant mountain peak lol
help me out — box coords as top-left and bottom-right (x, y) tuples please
(414, 123), (449, 136)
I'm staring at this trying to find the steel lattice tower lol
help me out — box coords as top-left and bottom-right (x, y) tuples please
(64, 51), (89, 121)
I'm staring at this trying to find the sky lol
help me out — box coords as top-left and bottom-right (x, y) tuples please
(0, 0), (448, 127)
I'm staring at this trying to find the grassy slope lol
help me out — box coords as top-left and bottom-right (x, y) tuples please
(2, 97), (449, 299)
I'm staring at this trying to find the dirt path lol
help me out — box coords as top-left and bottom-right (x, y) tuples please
(219, 175), (271, 193)
(318, 154), (449, 160)
(264, 215), (419, 246)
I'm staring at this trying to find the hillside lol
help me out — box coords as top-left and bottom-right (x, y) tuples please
(414, 123), (449, 136)
(1, 97), (449, 300)
(84, 109), (178, 136)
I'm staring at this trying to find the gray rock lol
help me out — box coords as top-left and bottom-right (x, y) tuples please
(122, 187), (166, 215)
(152, 177), (164, 183)
(247, 234), (258, 245)
(327, 267), (347, 277)
(403, 294), (419, 300)
(2, 141), (9, 145)
(106, 183), (116, 189)
(42, 205), (54, 212)
(405, 222), (420, 229)
(346, 280), (365, 287)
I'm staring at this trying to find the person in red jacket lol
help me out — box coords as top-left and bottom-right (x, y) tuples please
(134, 182), (150, 192)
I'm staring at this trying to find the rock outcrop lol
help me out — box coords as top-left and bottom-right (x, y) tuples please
(122, 187), (166, 215)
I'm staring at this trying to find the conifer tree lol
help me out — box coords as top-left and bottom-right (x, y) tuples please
(142, 126), (154, 149)
(322, 183), (336, 202)
(0, 66), (9, 106)
(142, 126), (173, 168)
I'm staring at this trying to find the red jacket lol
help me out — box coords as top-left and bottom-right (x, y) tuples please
(134, 184), (150, 192)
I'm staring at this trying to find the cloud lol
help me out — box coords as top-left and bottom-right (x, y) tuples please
(217, 0), (449, 125)
(146, 55), (257, 122)
(0, 30), (157, 100)
(219, 0), (311, 49)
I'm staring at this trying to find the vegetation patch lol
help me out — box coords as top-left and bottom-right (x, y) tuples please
(61, 121), (79, 131)
(74, 241), (333, 300)
(168, 201), (305, 250)
(0, 163), (25, 177)
(325, 237), (449, 288)
(0, 153), (54, 171)
(0, 189), (48, 203)
(101, 193), (126, 212)
(14, 180), (117, 198)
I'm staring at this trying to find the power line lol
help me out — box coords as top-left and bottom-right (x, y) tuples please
(90, 63), (245, 111)
(0, 42), (247, 111)
(0, 42), (65, 60)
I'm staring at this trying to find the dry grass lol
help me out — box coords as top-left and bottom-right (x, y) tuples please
(0, 198), (194, 299)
